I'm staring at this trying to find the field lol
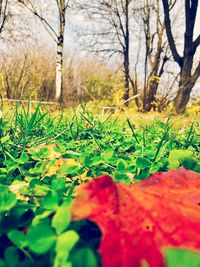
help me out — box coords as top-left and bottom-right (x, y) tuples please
(0, 104), (200, 267)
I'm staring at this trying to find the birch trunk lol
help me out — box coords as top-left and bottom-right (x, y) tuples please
(55, 41), (63, 100)
(17, 0), (69, 104)
(55, 0), (65, 103)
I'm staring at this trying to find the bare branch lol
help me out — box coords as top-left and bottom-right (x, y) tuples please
(191, 60), (200, 85)
(193, 34), (200, 51)
(18, 0), (58, 41)
(0, 0), (8, 34)
(162, 0), (183, 67)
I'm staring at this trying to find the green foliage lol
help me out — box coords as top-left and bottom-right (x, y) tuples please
(0, 186), (17, 211)
(82, 75), (113, 101)
(70, 248), (99, 267)
(165, 248), (200, 267)
(54, 231), (79, 267)
(52, 201), (71, 234)
(169, 150), (200, 172)
(0, 104), (199, 266)
(81, 75), (125, 106)
(27, 223), (56, 254)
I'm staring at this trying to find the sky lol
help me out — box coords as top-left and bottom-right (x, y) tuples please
(3, 1), (198, 62)
(60, 2), (200, 57)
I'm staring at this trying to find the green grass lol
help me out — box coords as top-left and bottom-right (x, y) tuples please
(0, 104), (199, 267)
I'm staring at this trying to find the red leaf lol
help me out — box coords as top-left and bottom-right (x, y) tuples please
(70, 169), (200, 267)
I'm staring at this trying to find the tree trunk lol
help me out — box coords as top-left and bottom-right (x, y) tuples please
(174, 50), (195, 113)
(162, 0), (200, 113)
(133, 78), (139, 109)
(55, 0), (65, 105)
(143, 25), (149, 111)
(55, 40), (64, 102)
(173, 62), (199, 114)
(174, 60), (194, 113)
(123, 60), (129, 102)
(129, 74), (140, 109)
(0, 0), (2, 18)
(145, 54), (167, 112)
(123, 0), (130, 104)
(174, 81), (193, 114)
(145, 78), (159, 111)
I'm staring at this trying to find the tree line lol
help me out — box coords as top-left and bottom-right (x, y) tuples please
(0, 0), (199, 113)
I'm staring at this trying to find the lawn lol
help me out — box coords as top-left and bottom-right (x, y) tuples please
(0, 104), (200, 267)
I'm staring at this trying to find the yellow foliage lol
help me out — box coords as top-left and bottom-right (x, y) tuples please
(86, 75), (125, 107)
(46, 157), (92, 184)
(0, 72), (5, 96)
(9, 182), (29, 201)
(187, 101), (200, 115)
(148, 75), (161, 85)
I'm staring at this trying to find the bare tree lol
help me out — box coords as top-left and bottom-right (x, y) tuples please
(3, 53), (29, 99)
(162, 0), (200, 113)
(141, 0), (170, 111)
(1, 45), (55, 100)
(18, 0), (70, 104)
(76, 0), (138, 105)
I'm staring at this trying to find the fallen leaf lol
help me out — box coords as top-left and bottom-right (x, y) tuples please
(28, 143), (61, 160)
(46, 158), (91, 183)
(47, 158), (76, 177)
(70, 168), (200, 267)
(9, 183), (29, 201)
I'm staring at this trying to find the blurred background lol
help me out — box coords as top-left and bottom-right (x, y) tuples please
(0, 0), (199, 114)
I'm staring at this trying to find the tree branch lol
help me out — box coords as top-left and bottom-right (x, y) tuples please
(191, 60), (200, 86)
(193, 34), (200, 51)
(0, 0), (8, 34)
(18, 0), (58, 42)
(64, 0), (70, 11)
(162, 0), (183, 67)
